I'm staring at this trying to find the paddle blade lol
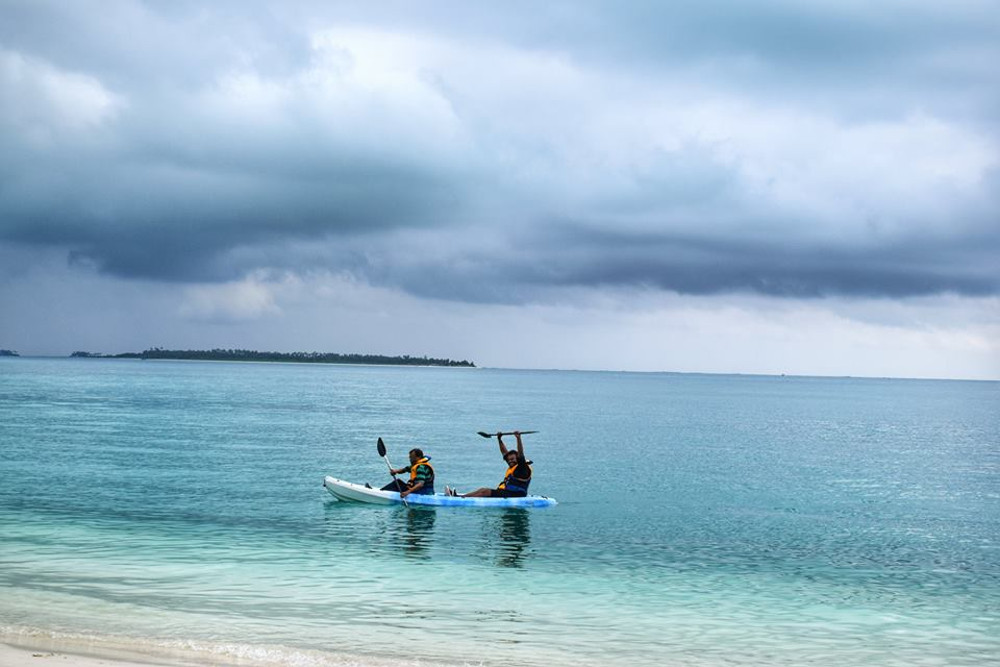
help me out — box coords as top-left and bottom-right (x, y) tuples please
(476, 431), (492, 438)
(377, 437), (386, 457)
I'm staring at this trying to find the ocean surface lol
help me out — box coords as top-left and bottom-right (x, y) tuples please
(1, 358), (998, 667)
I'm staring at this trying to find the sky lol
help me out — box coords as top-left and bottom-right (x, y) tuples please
(1, 0), (998, 379)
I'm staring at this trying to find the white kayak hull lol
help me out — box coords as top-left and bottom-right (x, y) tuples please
(323, 476), (557, 508)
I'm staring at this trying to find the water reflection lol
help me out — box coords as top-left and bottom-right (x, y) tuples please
(493, 509), (531, 568)
(320, 501), (436, 559)
(322, 500), (533, 567)
(399, 507), (436, 558)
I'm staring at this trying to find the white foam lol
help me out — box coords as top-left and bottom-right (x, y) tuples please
(0, 625), (469, 667)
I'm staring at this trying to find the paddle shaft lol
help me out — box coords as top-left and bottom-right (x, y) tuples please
(477, 430), (538, 438)
(376, 437), (408, 506)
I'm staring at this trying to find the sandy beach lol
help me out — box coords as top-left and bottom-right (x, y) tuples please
(0, 644), (177, 667)
(0, 639), (422, 667)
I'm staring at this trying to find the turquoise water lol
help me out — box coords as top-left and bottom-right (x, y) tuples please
(1, 358), (998, 666)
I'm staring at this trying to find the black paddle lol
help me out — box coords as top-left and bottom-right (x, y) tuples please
(477, 430), (538, 438)
(376, 437), (408, 506)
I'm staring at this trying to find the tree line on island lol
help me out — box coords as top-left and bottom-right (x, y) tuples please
(69, 348), (475, 367)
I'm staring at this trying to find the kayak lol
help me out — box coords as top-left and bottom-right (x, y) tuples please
(323, 476), (557, 508)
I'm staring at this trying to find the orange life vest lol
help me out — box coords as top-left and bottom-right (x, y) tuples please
(499, 460), (532, 493)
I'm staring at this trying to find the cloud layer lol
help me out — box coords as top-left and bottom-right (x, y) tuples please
(2, 1), (998, 305)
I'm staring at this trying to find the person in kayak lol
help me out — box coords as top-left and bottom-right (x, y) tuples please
(448, 431), (531, 498)
(381, 448), (435, 497)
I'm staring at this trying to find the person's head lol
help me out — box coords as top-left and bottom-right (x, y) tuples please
(409, 448), (424, 463)
(504, 450), (520, 466)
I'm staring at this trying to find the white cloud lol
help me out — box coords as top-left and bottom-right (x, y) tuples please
(191, 27), (473, 166)
(269, 27), (1000, 245)
(178, 274), (283, 323)
(0, 50), (121, 141)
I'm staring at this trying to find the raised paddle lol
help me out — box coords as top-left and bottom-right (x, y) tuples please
(376, 437), (408, 506)
(477, 430), (538, 438)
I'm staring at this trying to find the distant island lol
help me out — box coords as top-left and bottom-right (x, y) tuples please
(70, 348), (475, 367)
(0, 349), (19, 357)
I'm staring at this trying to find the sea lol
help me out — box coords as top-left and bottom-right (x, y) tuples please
(1, 357), (997, 667)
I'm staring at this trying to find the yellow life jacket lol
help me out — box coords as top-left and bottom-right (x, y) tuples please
(409, 457), (434, 480)
(408, 457), (434, 494)
(499, 460), (532, 493)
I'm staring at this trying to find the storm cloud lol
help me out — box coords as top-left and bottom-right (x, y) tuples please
(1, 0), (997, 304)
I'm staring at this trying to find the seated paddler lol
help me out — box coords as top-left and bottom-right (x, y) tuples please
(381, 448), (435, 498)
(449, 431), (531, 498)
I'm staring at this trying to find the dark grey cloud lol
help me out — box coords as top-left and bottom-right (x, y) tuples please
(2, 131), (472, 281)
(353, 211), (1000, 305)
(522, 222), (1000, 299)
(1, 0), (997, 302)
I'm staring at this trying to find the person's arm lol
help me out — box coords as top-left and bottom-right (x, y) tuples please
(401, 463), (432, 497)
(497, 432), (509, 458)
(401, 479), (423, 497)
(514, 431), (525, 461)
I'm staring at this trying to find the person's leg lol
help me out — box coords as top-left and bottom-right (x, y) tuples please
(460, 487), (495, 498)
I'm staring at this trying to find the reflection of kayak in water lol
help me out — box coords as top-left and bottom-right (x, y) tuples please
(323, 476), (557, 508)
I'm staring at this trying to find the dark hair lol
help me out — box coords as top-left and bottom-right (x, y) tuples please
(410, 448), (424, 458)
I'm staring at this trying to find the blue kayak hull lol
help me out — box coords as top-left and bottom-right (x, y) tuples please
(323, 476), (557, 508)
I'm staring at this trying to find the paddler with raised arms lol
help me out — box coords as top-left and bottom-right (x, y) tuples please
(447, 431), (532, 498)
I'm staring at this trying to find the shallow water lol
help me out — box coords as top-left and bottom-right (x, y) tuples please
(1, 358), (998, 666)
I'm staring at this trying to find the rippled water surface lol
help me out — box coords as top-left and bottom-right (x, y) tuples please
(1, 358), (998, 666)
